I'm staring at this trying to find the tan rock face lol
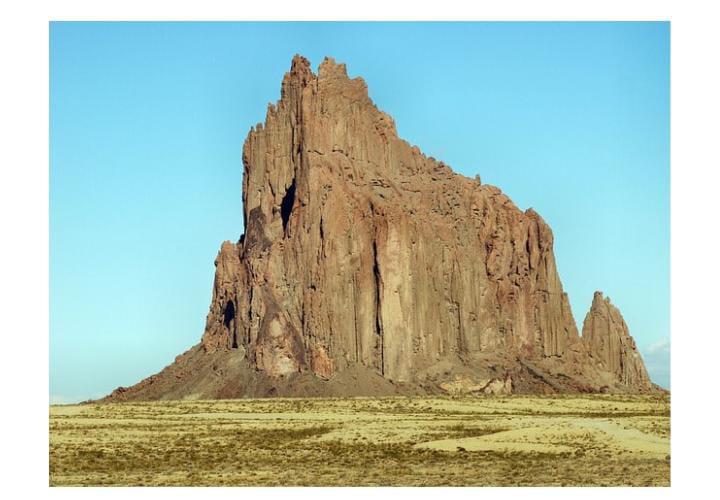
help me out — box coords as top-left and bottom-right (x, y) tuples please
(582, 292), (653, 389)
(106, 55), (661, 401)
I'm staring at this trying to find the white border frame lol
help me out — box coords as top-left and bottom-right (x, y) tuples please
(2, 0), (719, 497)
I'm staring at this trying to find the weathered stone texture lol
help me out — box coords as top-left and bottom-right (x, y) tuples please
(582, 292), (653, 389)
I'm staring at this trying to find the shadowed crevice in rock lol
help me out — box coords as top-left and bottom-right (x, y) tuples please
(371, 237), (384, 376)
(281, 178), (296, 234)
(223, 301), (235, 329)
(223, 301), (237, 348)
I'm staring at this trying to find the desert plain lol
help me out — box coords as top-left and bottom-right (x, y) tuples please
(49, 394), (669, 486)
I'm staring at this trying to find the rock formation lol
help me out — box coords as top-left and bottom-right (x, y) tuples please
(582, 292), (653, 388)
(104, 55), (661, 401)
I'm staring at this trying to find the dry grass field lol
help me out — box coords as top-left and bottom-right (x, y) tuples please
(49, 395), (670, 486)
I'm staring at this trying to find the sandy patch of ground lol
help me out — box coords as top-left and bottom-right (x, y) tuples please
(49, 395), (670, 486)
(415, 417), (669, 459)
(570, 418), (669, 457)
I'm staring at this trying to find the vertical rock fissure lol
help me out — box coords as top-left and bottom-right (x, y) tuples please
(246, 287), (253, 346)
(223, 301), (237, 348)
(353, 277), (360, 363)
(281, 178), (297, 234)
(451, 261), (465, 353)
(456, 299), (464, 353)
(372, 238), (384, 375)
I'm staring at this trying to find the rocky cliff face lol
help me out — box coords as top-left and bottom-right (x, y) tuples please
(582, 292), (653, 389)
(104, 55), (660, 401)
(201, 55), (581, 379)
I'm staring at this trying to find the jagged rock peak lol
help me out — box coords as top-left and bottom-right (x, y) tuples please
(280, 54), (365, 96)
(319, 56), (348, 77)
(592, 290), (611, 306)
(103, 55), (662, 401)
(582, 291), (652, 389)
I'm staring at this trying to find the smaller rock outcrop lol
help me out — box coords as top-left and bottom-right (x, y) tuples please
(582, 291), (653, 389)
(439, 375), (513, 395)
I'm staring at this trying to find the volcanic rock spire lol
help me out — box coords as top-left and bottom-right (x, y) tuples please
(104, 55), (660, 401)
(201, 54), (582, 380)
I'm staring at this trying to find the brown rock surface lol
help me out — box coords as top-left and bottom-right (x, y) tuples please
(103, 55), (661, 401)
(582, 292), (653, 390)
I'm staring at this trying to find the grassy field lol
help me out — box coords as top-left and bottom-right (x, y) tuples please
(49, 395), (670, 486)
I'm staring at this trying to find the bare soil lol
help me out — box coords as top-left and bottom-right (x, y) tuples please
(50, 394), (670, 486)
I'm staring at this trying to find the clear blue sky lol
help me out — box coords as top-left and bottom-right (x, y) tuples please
(50, 22), (670, 401)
